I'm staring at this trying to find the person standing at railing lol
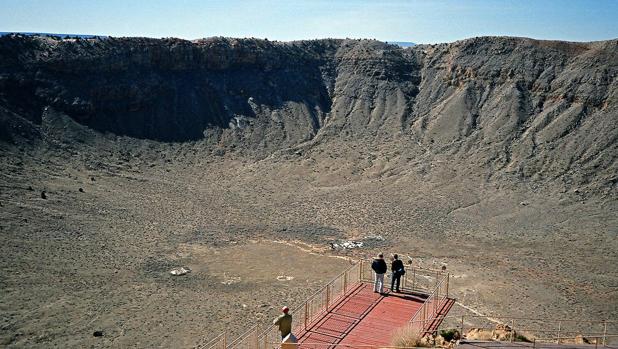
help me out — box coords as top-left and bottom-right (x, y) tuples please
(390, 254), (405, 293)
(371, 253), (388, 294)
(273, 306), (293, 339)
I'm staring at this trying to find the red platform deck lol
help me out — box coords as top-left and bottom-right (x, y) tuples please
(296, 282), (429, 348)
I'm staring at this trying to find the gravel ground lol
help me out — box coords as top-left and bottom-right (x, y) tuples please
(0, 142), (616, 348)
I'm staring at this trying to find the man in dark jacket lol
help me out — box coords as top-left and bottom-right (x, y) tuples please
(391, 254), (405, 292)
(371, 253), (387, 294)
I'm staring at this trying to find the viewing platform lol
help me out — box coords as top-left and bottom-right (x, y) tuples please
(296, 282), (454, 348)
(204, 259), (454, 348)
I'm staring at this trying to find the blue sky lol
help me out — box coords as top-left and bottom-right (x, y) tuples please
(1, 0), (616, 43)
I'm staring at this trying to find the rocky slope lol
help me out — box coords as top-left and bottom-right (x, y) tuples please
(1, 35), (616, 194)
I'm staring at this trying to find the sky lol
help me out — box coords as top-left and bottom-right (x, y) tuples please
(1, 0), (617, 44)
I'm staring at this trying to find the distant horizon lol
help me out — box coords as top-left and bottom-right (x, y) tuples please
(2, 31), (617, 46)
(1, 0), (616, 44)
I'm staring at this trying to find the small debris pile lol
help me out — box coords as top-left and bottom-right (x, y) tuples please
(330, 241), (364, 250)
(169, 267), (191, 276)
(329, 235), (385, 250)
(221, 273), (241, 285)
(276, 275), (294, 281)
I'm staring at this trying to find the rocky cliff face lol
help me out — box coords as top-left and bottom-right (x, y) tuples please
(0, 36), (339, 143)
(0, 35), (616, 191)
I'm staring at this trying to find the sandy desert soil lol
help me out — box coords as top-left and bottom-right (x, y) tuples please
(1, 139), (616, 348)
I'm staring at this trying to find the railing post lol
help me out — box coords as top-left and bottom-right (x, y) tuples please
(326, 284), (330, 311)
(533, 338), (536, 349)
(461, 316), (465, 340)
(510, 319), (515, 342)
(255, 325), (259, 349)
(436, 271), (439, 292)
(304, 301), (308, 330)
(557, 320), (561, 344)
(344, 271), (348, 293)
(412, 268), (416, 292)
(431, 289), (440, 318)
(603, 320), (607, 346)
(263, 330), (267, 349)
(359, 260), (363, 281)
(446, 273), (449, 298)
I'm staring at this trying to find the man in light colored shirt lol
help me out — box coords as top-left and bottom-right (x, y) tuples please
(273, 306), (292, 339)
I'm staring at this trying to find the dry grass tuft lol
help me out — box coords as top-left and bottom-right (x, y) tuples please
(390, 326), (430, 348)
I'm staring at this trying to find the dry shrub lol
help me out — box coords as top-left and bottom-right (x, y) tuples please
(390, 326), (430, 348)
(465, 328), (494, 341)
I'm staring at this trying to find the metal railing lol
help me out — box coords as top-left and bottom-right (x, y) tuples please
(223, 262), (362, 349)
(197, 333), (226, 349)
(414, 315), (617, 346)
(532, 334), (618, 348)
(407, 273), (450, 336)
(204, 259), (450, 349)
